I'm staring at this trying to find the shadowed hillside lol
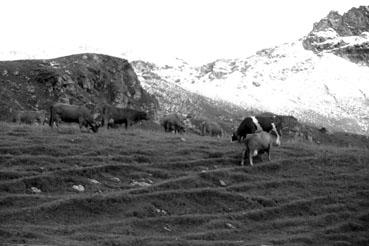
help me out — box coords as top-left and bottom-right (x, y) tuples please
(0, 53), (159, 120)
(0, 123), (368, 246)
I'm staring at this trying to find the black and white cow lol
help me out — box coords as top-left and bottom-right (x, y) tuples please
(231, 115), (282, 144)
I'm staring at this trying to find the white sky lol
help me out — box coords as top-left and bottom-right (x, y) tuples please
(0, 0), (367, 64)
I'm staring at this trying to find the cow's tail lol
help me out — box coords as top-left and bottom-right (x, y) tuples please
(49, 105), (54, 127)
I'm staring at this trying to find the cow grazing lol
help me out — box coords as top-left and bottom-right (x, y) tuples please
(49, 103), (100, 133)
(200, 120), (223, 137)
(232, 115), (282, 142)
(13, 110), (47, 125)
(101, 105), (149, 129)
(161, 114), (185, 134)
(241, 124), (281, 166)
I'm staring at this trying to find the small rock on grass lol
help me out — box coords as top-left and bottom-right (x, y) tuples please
(111, 177), (121, 182)
(163, 225), (172, 232)
(31, 187), (42, 193)
(219, 179), (227, 186)
(130, 180), (152, 187)
(155, 208), (168, 215)
(225, 222), (236, 229)
(72, 184), (85, 192)
(88, 178), (100, 184)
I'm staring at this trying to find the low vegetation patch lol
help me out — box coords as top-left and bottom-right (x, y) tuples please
(0, 123), (368, 245)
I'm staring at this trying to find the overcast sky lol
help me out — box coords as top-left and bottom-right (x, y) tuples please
(0, 0), (367, 64)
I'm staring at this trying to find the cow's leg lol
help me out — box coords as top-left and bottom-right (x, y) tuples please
(241, 149), (246, 166)
(247, 148), (253, 166)
(79, 117), (91, 132)
(55, 116), (61, 128)
(267, 145), (271, 161)
(105, 117), (109, 129)
(249, 150), (254, 166)
(78, 117), (84, 132)
(50, 118), (55, 128)
(49, 119), (54, 128)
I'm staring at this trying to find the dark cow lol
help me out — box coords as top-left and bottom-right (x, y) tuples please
(232, 115), (282, 142)
(49, 103), (100, 133)
(200, 120), (223, 137)
(101, 105), (149, 129)
(13, 110), (47, 125)
(319, 127), (328, 134)
(161, 114), (185, 134)
(241, 128), (281, 166)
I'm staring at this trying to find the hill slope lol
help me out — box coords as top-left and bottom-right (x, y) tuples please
(0, 53), (158, 120)
(132, 60), (252, 125)
(0, 124), (368, 245)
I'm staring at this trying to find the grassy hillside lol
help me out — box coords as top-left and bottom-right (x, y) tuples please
(0, 123), (368, 246)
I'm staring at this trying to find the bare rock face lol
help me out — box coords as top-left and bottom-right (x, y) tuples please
(313, 9), (369, 36)
(0, 53), (158, 120)
(303, 6), (369, 65)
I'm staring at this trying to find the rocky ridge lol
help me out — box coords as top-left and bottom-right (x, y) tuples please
(0, 53), (158, 120)
(303, 6), (369, 65)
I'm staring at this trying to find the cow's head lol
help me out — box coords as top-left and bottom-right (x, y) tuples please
(178, 125), (186, 134)
(231, 132), (239, 142)
(90, 122), (101, 133)
(137, 111), (149, 121)
(92, 112), (104, 128)
(89, 113), (103, 133)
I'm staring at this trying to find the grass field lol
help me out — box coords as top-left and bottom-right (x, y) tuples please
(0, 123), (368, 246)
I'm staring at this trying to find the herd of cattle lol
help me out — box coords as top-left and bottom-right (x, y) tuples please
(11, 103), (149, 133)
(10, 103), (284, 166)
(10, 103), (225, 137)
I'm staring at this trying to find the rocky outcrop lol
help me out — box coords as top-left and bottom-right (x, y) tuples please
(0, 54), (158, 120)
(303, 6), (369, 65)
(312, 7), (369, 36)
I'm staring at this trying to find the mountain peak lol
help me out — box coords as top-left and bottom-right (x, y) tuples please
(312, 6), (369, 36)
(303, 5), (369, 65)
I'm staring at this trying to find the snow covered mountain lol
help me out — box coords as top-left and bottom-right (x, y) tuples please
(131, 60), (250, 128)
(132, 6), (369, 135)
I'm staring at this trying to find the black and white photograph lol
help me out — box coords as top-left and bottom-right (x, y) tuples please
(0, 0), (369, 245)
